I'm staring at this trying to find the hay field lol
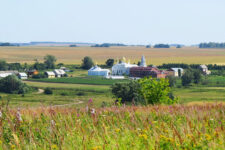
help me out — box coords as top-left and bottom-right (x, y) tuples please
(1, 46), (225, 65)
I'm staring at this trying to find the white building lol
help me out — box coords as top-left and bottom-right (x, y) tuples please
(0, 73), (13, 78)
(88, 65), (110, 77)
(112, 57), (139, 76)
(18, 73), (28, 80)
(45, 71), (56, 78)
(169, 68), (184, 77)
(199, 65), (211, 75)
(54, 69), (66, 77)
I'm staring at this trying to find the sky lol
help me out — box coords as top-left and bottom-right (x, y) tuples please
(0, 0), (225, 45)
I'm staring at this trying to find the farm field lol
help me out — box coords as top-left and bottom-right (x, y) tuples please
(0, 104), (224, 149)
(1, 46), (225, 65)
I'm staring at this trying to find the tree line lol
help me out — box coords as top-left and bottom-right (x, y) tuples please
(158, 63), (225, 70)
(199, 42), (225, 48)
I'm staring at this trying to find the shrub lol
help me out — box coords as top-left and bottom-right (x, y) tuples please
(181, 69), (194, 86)
(76, 91), (85, 96)
(44, 88), (53, 95)
(81, 56), (94, 70)
(138, 77), (177, 104)
(111, 81), (143, 104)
(32, 74), (46, 79)
(166, 76), (177, 87)
(0, 75), (29, 94)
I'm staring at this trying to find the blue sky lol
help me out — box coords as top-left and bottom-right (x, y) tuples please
(0, 0), (225, 45)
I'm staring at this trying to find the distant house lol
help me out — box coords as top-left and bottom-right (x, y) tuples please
(199, 65), (211, 75)
(54, 69), (66, 77)
(0, 73), (13, 78)
(45, 71), (55, 78)
(88, 65), (110, 77)
(27, 70), (39, 77)
(130, 67), (167, 78)
(167, 68), (184, 77)
(18, 73), (28, 80)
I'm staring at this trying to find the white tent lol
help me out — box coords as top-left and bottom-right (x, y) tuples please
(88, 65), (110, 77)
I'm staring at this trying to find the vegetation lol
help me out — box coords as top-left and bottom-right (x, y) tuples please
(44, 88), (53, 95)
(0, 75), (29, 94)
(105, 59), (114, 67)
(154, 44), (170, 48)
(0, 104), (223, 149)
(199, 42), (225, 48)
(81, 56), (94, 70)
(44, 55), (57, 69)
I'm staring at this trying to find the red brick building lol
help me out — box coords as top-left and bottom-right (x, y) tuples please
(129, 67), (168, 78)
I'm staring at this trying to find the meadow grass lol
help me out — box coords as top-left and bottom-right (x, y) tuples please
(0, 103), (224, 149)
(29, 77), (129, 85)
(1, 46), (225, 65)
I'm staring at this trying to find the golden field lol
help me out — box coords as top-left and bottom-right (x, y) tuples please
(1, 46), (225, 65)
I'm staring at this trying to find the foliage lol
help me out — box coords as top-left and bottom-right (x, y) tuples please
(193, 70), (203, 84)
(32, 73), (46, 79)
(69, 45), (77, 47)
(44, 55), (57, 69)
(33, 61), (46, 70)
(154, 44), (170, 48)
(181, 69), (194, 86)
(111, 81), (143, 103)
(44, 88), (53, 95)
(146, 45), (151, 48)
(81, 56), (94, 70)
(0, 75), (29, 94)
(166, 76), (177, 87)
(199, 42), (225, 48)
(105, 59), (114, 67)
(138, 77), (176, 104)
(0, 60), (7, 70)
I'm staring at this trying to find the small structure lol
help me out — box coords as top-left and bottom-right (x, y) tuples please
(130, 67), (167, 78)
(167, 68), (184, 77)
(140, 55), (147, 67)
(0, 71), (18, 78)
(88, 65), (110, 77)
(45, 71), (55, 78)
(27, 70), (39, 77)
(199, 65), (211, 75)
(18, 73), (28, 80)
(54, 69), (66, 77)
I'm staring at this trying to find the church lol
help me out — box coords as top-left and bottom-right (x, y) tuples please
(112, 56), (146, 76)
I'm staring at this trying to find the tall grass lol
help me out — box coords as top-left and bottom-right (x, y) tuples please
(0, 103), (224, 149)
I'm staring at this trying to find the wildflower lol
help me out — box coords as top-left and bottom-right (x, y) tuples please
(139, 134), (148, 140)
(115, 128), (120, 133)
(0, 140), (2, 145)
(51, 120), (55, 126)
(88, 99), (93, 103)
(92, 146), (101, 150)
(205, 134), (211, 141)
(16, 109), (22, 122)
(11, 145), (16, 149)
(0, 111), (2, 118)
(85, 106), (89, 112)
(51, 144), (58, 149)
(91, 108), (96, 114)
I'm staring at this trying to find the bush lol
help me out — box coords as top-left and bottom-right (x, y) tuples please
(32, 74), (46, 79)
(138, 77), (177, 104)
(76, 92), (85, 96)
(0, 75), (29, 94)
(44, 88), (53, 95)
(111, 81), (143, 104)
(166, 76), (177, 87)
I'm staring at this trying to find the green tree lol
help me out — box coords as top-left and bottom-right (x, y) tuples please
(0, 75), (29, 94)
(111, 81), (143, 104)
(44, 55), (57, 69)
(181, 70), (194, 86)
(138, 77), (176, 104)
(166, 76), (177, 87)
(105, 59), (114, 67)
(81, 56), (94, 69)
(0, 60), (8, 70)
(193, 70), (202, 84)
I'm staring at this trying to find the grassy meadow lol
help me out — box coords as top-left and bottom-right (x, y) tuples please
(1, 46), (225, 65)
(0, 103), (224, 149)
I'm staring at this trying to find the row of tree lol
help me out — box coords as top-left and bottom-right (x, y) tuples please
(199, 42), (225, 48)
(158, 63), (225, 70)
